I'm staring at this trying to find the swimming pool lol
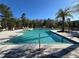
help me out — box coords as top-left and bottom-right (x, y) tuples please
(5, 29), (74, 44)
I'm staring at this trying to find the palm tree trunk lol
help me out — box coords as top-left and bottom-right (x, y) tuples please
(62, 17), (65, 32)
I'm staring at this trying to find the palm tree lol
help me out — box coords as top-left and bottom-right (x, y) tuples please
(21, 13), (27, 29)
(72, 0), (79, 30)
(0, 4), (13, 30)
(56, 8), (72, 32)
(73, 0), (79, 13)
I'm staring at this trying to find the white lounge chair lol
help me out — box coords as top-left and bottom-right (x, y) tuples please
(70, 32), (79, 37)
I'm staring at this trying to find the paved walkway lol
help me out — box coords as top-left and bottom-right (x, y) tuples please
(0, 44), (79, 58)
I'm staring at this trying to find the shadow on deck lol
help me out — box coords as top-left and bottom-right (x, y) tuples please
(40, 44), (79, 58)
(0, 44), (78, 58)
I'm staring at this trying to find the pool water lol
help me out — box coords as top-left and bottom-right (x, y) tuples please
(5, 29), (72, 44)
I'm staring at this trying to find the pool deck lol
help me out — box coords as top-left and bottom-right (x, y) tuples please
(0, 29), (23, 43)
(51, 30), (79, 43)
(0, 29), (79, 58)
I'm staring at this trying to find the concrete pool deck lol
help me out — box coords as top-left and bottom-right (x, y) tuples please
(0, 29), (79, 58)
(0, 29), (23, 43)
(51, 30), (79, 43)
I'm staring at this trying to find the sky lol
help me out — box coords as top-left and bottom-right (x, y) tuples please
(0, 0), (77, 20)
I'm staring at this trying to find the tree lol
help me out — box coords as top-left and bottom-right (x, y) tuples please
(0, 4), (13, 30)
(56, 8), (72, 32)
(21, 13), (27, 28)
(73, 0), (79, 13)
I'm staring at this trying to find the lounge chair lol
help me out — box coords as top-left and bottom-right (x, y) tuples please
(70, 32), (79, 37)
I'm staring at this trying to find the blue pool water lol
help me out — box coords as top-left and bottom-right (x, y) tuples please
(5, 29), (73, 44)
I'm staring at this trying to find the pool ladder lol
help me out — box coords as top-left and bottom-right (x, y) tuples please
(38, 33), (41, 50)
